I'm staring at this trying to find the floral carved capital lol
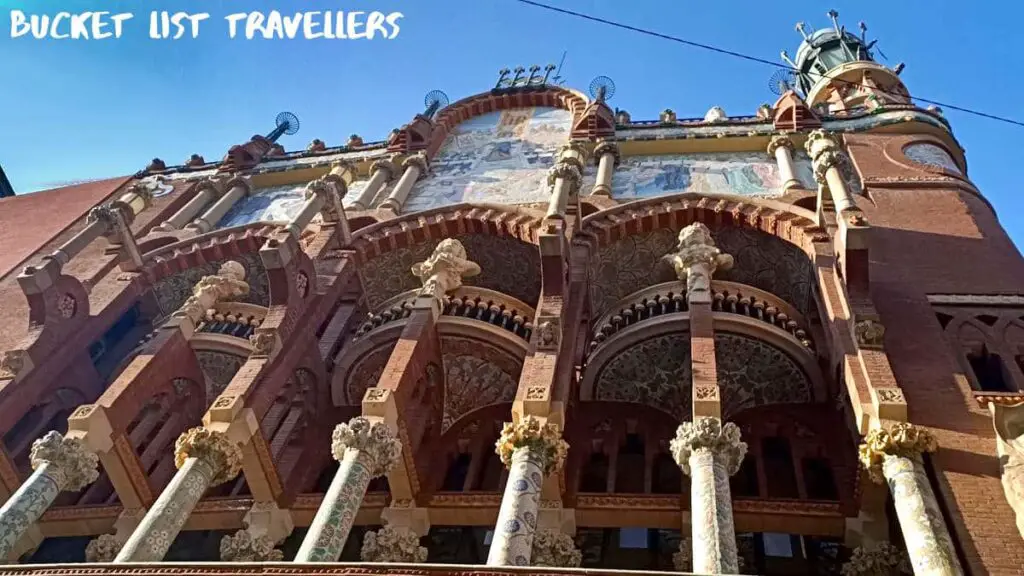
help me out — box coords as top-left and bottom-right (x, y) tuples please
(840, 541), (911, 575)
(410, 239), (481, 300)
(85, 534), (123, 563)
(546, 162), (583, 191)
(531, 529), (582, 568)
(30, 431), (100, 492)
(402, 152), (430, 177)
(670, 417), (747, 476)
(331, 417), (402, 477)
(219, 530), (284, 562)
(360, 525), (427, 563)
(593, 139), (621, 166)
(495, 415), (569, 475)
(174, 427), (243, 486)
(665, 222), (734, 297)
(805, 129), (850, 185)
(767, 133), (795, 155)
(859, 422), (938, 483)
(371, 158), (400, 182)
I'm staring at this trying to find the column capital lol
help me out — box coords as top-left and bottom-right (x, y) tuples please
(665, 223), (734, 299)
(174, 427), (243, 486)
(531, 529), (582, 567)
(766, 133), (796, 155)
(546, 163), (583, 191)
(496, 416), (569, 475)
(219, 530), (284, 562)
(593, 139), (621, 166)
(331, 417), (401, 477)
(670, 418), (747, 476)
(804, 129), (848, 185)
(371, 158), (400, 182)
(30, 431), (99, 492)
(401, 152), (430, 177)
(410, 239), (481, 300)
(88, 203), (131, 236)
(841, 541), (911, 575)
(85, 534), (122, 563)
(360, 525), (428, 563)
(859, 422), (938, 483)
(304, 176), (342, 222)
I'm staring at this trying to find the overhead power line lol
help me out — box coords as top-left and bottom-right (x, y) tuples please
(513, 0), (1024, 128)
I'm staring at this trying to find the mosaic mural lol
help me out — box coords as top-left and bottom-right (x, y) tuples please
(588, 227), (815, 318)
(610, 152), (816, 199)
(441, 337), (522, 433)
(716, 333), (811, 418)
(403, 107), (572, 211)
(904, 143), (962, 175)
(217, 181), (369, 229)
(593, 333), (693, 420)
(360, 234), (542, 311)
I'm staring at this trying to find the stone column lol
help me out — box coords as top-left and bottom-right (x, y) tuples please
(379, 152), (429, 214)
(0, 432), (99, 559)
(349, 158), (398, 211)
(186, 178), (250, 234)
(545, 141), (587, 220)
(767, 134), (802, 192)
(361, 525), (428, 563)
(859, 423), (963, 575)
(591, 140), (620, 197)
(114, 428), (242, 562)
(157, 180), (220, 231)
(294, 417), (401, 562)
(670, 417), (747, 574)
(284, 176), (343, 237)
(805, 130), (858, 214)
(486, 416), (569, 566)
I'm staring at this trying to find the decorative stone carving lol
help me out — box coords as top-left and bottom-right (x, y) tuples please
(220, 530), (284, 562)
(496, 416), (569, 475)
(173, 427), (243, 486)
(704, 106), (727, 123)
(410, 239), (481, 301)
(30, 431), (100, 491)
(859, 422), (937, 484)
(371, 158), (399, 182)
(546, 163), (583, 190)
(593, 140), (621, 166)
(672, 537), (692, 571)
(361, 525), (428, 563)
(841, 542), (911, 576)
(402, 152), (430, 177)
(56, 294), (77, 319)
(855, 319), (886, 349)
(804, 129), (849, 186)
(991, 402), (1024, 540)
(536, 320), (559, 349)
(670, 418), (747, 476)
(766, 134), (795, 155)
(85, 534), (122, 563)
(665, 223), (734, 299)
(178, 261), (250, 322)
(331, 417), (402, 477)
(530, 529), (582, 567)
(0, 350), (28, 379)
(88, 204), (126, 235)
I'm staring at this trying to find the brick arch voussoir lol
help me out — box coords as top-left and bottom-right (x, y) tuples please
(139, 223), (280, 285)
(349, 203), (544, 265)
(578, 193), (825, 258)
(427, 87), (589, 159)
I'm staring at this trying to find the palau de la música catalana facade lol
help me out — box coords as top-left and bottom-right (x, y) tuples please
(0, 13), (1023, 576)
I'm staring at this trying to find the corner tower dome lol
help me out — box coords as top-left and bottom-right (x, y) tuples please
(782, 10), (910, 114)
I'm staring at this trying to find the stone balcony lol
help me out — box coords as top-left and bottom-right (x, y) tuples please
(0, 563), (707, 576)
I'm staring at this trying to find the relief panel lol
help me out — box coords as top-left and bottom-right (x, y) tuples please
(404, 107), (573, 211)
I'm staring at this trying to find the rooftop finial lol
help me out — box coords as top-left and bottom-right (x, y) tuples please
(795, 21), (811, 41)
(858, 21), (868, 43)
(827, 9), (841, 34)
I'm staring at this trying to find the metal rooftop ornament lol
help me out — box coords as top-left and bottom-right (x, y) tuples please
(423, 90), (450, 118)
(588, 76), (616, 103)
(266, 112), (300, 143)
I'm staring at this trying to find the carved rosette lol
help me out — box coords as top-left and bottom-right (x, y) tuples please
(219, 530), (284, 562)
(29, 431), (100, 492)
(495, 416), (569, 475)
(840, 542), (911, 576)
(766, 134), (795, 156)
(804, 129), (849, 185)
(331, 417), (402, 477)
(593, 139), (621, 166)
(859, 422), (938, 483)
(85, 534), (123, 563)
(665, 223), (734, 297)
(360, 525), (428, 563)
(672, 537), (692, 571)
(410, 239), (481, 300)
(670, 418), (747, 476)
(531, 529), (582, 568)
(173, 427), (243, 486)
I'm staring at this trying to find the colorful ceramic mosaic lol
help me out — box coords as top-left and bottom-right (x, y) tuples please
(403, 107), (573, 211)
(217, 181), (368, 229)
(903, 143), (961, 175)
(610, 152), (816, 199)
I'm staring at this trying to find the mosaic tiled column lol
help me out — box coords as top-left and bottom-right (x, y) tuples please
(114, 428), (242, 562)
(294, 418), (401, 563)
(486, 416), (569, 566)
(0, 432), (99, 559)
(805, 129), (858, 214)
(767, 134), (801, 191)
(859, 423), (963, 575)
(590, 140), (620, 197)
(349, 158), (398, 210)
(379, 152), (428, 214)
(361, 525), (428, 563)
(671, 417), (747, 574)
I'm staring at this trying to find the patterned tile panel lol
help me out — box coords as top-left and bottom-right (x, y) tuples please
(217, 181), (369, 229)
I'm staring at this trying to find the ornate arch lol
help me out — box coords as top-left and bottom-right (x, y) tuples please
(427, 87), (590, 159)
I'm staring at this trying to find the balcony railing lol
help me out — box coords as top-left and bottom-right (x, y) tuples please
(195, 302), (267, 339)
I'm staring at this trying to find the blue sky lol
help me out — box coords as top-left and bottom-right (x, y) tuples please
(1, 0), (1021, 247)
